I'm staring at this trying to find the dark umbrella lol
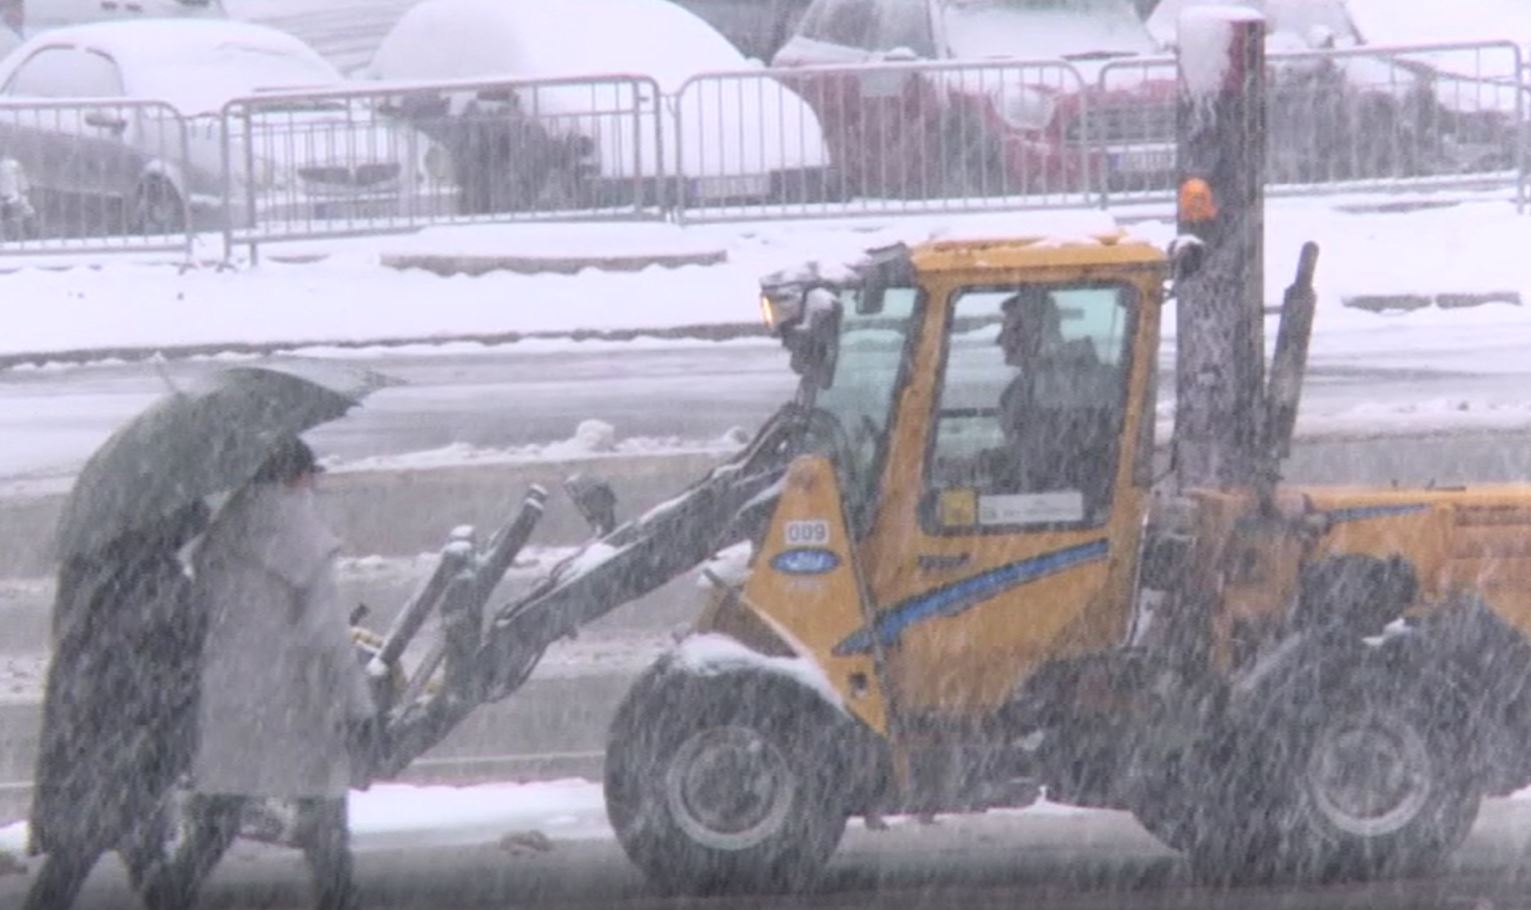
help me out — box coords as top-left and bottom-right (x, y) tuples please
(53, 362), (389, 559)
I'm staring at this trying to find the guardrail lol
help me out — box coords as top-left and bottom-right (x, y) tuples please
(1095, 40), (1526, 207)
(0, 97), (193, 256)
(0, 39), (1523, 260)
(218, 73), (666, 260)
(671, 58), (1100, 223)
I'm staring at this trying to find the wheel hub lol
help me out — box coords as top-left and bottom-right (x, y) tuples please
(665, 724), (795, 851)
(1308, 711), (1434, 838)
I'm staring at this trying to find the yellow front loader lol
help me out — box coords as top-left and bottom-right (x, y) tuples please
(595, 234), (1531, 892)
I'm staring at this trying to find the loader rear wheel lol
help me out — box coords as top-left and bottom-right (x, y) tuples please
(1189, 672), (1478, 883)
(605, 664), (851, 894)
(1283, 678), (1480, 879)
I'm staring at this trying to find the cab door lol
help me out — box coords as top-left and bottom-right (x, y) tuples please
(846, 271), (1159, 718)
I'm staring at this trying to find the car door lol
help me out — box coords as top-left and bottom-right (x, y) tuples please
(0, 44), (134, 236)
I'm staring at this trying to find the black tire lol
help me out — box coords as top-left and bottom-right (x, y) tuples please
(131, 176), (185, 236)
(604, 662), (852, 894)
(1190, 672), (1479, 883)
(1281, 677), (1480, 879)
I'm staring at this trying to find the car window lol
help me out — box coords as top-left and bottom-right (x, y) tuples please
(798, 0), (879, 48)
(4, 46), (124, 97)
(874, 0), (934, 54)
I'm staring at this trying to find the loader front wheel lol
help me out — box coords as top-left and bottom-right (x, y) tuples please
(605, 664), (851, 894)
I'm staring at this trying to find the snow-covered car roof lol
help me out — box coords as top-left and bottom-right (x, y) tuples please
(367, 0), (753, 93)
(940, 0), (1159, 64)
(0, 19), (342, 113)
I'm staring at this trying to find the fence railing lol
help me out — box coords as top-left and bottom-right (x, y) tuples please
(0, 39), (1525, 259)
(671, 58), (1100, 223)
(0, 97), (192, 256)
(217, 73), (666, 258)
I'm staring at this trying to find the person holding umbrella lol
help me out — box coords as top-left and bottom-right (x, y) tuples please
(165, 434), (376, 910)
(25, 362), (383, 910)
(24, 501), (211, 910)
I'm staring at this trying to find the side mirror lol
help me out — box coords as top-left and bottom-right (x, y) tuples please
(84, 110), (127, 133)
(783, 288), (841, 390)
(565, 472), (618, 537)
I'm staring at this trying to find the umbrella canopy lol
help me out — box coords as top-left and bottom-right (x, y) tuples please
(54, 363), (389, 559)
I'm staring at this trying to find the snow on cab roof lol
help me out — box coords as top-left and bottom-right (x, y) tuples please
(368, 0), (749, 93)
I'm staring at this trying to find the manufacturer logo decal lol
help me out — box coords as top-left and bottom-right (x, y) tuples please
(772, 547), (841, 575)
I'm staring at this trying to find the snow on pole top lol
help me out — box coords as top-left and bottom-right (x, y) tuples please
(1178, 5), (1265, 101)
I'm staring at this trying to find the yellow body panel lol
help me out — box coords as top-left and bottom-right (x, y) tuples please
(729, 233), (1531, 752)
(741, 455), (892, 735)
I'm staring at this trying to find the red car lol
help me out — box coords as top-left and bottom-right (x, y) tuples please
(772, 0), (1176, 199)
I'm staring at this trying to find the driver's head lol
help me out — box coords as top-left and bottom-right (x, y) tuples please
(997, 289), (1062, 366)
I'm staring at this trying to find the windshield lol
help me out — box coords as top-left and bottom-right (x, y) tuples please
(941, 0), (1157, 61)
(811, 286), (921, 518)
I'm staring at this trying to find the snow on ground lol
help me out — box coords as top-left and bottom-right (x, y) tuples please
(327, 420), (750, 474)
(0, 779), (1098, 860)
(3, 197), (1531, 370)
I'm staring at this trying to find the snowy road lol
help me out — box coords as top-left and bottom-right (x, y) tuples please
(7, 340), (1531, 488)
(7, 791), (1531, 909)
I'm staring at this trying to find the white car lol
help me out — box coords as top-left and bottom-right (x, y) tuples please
(366, 0), (833, 210)
(0, 19), (455, 238)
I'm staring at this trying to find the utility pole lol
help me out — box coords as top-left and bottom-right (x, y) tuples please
(1172, 7), (1267, 492)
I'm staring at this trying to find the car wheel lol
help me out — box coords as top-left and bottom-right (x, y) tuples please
(131, 176), (186, 236)
(605, 662), (852, 894)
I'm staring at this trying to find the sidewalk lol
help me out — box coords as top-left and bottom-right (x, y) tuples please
(3, 193), (1527, 367)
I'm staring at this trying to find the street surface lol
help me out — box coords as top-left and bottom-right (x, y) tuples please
(6, 343), (1531, 486)
(8, 798), (1531, 909)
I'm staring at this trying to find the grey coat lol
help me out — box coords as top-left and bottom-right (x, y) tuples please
(191, 482), (373, 799)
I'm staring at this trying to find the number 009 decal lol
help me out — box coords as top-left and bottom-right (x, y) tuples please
(784, 519), (830, 546)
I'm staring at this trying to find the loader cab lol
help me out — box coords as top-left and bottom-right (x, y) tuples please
(756, 235), (1167, 722)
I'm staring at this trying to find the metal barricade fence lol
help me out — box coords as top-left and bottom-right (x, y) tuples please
(671, 59), (1095, 223)
(0, 98), (193, 256)
(1094, 56), (1178, 206)
(1264, 41), (1524, 206)
(219, 73), (666, 260)
(2, 43), (1529, 260)
(1097, 41), (1527, 209)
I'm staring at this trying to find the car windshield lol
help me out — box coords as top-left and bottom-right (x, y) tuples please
(940, 0), (1157, 60)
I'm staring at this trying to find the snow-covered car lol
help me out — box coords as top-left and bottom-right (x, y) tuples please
(772, 0), (1177, 197)
(0, 19), (456, 238)
(1341, 0), (1528, 172)
(365, 0), (833, 212)
(1149, 0), (1446, 181)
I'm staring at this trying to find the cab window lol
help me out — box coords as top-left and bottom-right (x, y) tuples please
(925, 283), (1134, 531)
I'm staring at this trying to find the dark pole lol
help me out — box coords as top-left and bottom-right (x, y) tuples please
(1172, 8), (1266, 491)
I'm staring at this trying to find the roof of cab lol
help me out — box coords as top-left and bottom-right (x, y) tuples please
(909, 233), (1166, 273)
